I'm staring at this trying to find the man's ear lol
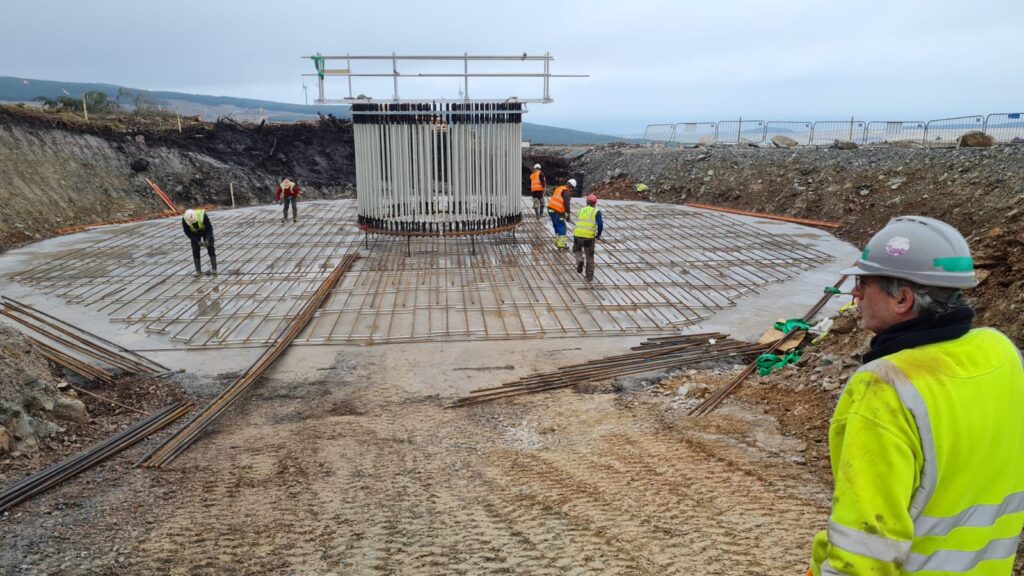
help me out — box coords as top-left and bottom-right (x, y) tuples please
(894, 286), (916, 314)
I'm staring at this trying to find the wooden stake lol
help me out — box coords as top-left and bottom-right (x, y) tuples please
(230, 182), (236, 208)
(82, 95), (89, 121)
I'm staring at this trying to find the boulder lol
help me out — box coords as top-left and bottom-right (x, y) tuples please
(52, 396), (88, 423)
(1012, 137), (1024, 144)
(890, 139), (923, 148)
(831, 139), (859, 150)
(0, 425), (9, 453)
(771, 135), (798, 149)
(957, 131), (995, 148)
(130, 158), (150, 172)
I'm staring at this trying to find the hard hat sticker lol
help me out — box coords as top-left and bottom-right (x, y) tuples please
(886, 236), (910, 257)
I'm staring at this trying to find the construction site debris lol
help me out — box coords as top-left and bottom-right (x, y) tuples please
(449, 332), (766, 406)
(0, 400), (191, 514)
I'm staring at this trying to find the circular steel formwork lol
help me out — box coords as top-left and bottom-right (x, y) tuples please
(353, 102), (524, 236)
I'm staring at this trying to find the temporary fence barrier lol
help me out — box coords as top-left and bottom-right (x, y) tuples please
(864, 121), (926, 145)
(642, 124), (677, 146)
(983, 113), (1024, 143)
(716, 120), (766, 144)
(810, 120), (866, 146)
(764, 121), (813, 146)
(923, 115), (985, 146)
(672, 122), (718, 145)
(645, 112), (1024, 147)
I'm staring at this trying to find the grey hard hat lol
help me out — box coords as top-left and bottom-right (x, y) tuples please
(533, 163), (541, 170)
(841, 215), (977, 289)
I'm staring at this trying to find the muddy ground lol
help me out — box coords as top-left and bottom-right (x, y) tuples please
(1, 111), (1023, 574)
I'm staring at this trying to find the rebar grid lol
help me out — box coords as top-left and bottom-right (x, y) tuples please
(14, 200), (833, 347)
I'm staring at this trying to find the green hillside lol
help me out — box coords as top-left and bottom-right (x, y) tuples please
(0, 76), (634, 145)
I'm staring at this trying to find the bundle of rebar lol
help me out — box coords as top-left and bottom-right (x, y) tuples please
(0, 296), (170, 383)
(449, 332), (767, 407)
(0, 400), (192, 514)
(138, 253), (360, 468)
(689, 274), (850, 416)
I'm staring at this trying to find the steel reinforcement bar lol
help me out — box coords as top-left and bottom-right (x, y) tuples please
(0, 296), (169, 375)
(448, 333), (765, 407)
(688, 273), (850, 416)
(0, 400), (192, 514)
(138, 253), (360, 468)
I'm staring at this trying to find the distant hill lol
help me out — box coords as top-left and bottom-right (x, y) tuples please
(0, 76), (635, 145)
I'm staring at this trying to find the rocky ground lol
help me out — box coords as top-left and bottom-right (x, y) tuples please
(0, 105), (356, 244)
(1, 113), (1023, 573)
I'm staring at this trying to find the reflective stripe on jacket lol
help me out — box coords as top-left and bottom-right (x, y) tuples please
(547, 186), (568, 213)
(574, 206), (600, 239)
(530, 170), (544, 192)
(184, 209), (206, 233)
(810, 328), (1024, 575)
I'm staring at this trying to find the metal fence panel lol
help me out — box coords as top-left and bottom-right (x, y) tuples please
(984, 113), (1024, 143)
(716, 120), (765, 144)
(863, 121), (926, 145)
(810, 120), (866, 145)
(671, 122), (717, 145)
(924, 115), (984, 146)
(765, 121), (812, 146)
(643, 124), (677, 145)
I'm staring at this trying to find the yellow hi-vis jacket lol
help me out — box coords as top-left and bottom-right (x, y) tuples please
(810, 328), (1024, 575)
(574, 205), (600, 239)
(184, 209), (206, 233)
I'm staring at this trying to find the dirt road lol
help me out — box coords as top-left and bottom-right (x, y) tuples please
(2, 349), (831, 575)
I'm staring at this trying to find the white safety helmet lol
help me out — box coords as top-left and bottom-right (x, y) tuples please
(568, 178), (577, 188)
(533, 164), (541, 170)
(841, 216), (977, 289)
(183, 209), (198, 225)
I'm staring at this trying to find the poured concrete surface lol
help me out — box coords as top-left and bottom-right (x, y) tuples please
(0, 199), (857, 378)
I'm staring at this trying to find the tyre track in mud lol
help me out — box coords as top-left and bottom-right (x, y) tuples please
(100, 385), (828, 575)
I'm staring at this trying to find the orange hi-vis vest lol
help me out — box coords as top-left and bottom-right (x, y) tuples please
(547, 186), (568, 212)
(530, 170), (544, 192)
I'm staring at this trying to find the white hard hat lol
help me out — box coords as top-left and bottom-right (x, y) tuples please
(841, 216), (977, 289)
(568, 178), (577, 187)
(183, 209), (198, 225)
(533, 164), (541, 170)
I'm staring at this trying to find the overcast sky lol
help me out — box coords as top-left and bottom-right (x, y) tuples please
(2, 0), (1021, 135)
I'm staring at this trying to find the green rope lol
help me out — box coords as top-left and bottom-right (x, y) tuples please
(773, 319), (810, 335)
(756, 349), (804, 376)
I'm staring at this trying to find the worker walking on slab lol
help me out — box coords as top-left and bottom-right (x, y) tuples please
(528, 163), (547, 219)
(807, 216), (1024, 576)
(276, 178), (300, 223)
(572, 194), (603, 281)
(547, 178), (575, 249)
(182, 208), (217, 277)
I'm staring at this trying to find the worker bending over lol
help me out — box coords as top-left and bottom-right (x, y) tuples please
(572, 194), (603, 281)
(808, 216), (1024, 575)
(276, 178), (300, 223)
(182, 208), (217, 277)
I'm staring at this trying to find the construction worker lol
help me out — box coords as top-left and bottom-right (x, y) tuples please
(546, 178), (575, 249)
(276, 178), (300, 223)
(528, 163), (547, 219)
(182, 208), (217, 277)
(572, 194), (603, 281)
(807, 216), (1024, 576)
